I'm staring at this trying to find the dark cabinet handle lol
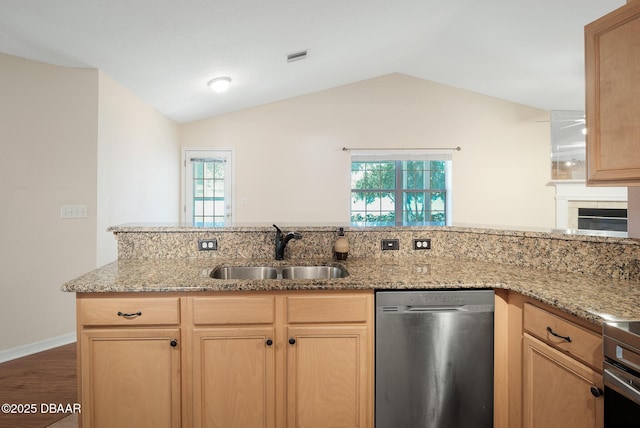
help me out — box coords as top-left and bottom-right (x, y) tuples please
(546, 326), (572, 343)
(117, 311), (142, 318)
(170, 339), (178, 348)
(266, 339), (273, 346)
(590, 386), (603, 397)
(289, 337), (296, 345)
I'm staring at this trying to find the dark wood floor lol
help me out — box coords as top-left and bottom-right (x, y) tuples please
(0, 343), (77, 428)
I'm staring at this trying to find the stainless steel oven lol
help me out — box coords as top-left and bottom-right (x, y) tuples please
(603, 321), (640, 428)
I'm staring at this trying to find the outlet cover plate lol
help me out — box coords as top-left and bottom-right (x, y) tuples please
(413, 239), (431, 250)
(198, 239), (217, 251)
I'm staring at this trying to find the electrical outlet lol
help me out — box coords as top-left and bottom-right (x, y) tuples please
(413, 239), (431, 250)
(198, 239), (217, 251)
(381, 239), (400, 250)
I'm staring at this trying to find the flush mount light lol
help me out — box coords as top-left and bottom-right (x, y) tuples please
(207, 77), (232, 93)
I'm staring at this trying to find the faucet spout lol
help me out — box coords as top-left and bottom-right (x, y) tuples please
(274, 224), (302, 260)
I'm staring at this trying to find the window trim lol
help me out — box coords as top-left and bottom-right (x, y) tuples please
(350, 150), (453, 226)
(182, 148), (234, 226)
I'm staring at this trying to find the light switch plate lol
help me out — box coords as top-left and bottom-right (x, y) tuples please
(60, 205), (88, 219)
(381, 239), (400, 250)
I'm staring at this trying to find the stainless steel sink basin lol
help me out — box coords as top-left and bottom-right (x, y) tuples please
(210, 266), (278, 280)
(281, 266), (348, 279)
(210, 265), (348, 280)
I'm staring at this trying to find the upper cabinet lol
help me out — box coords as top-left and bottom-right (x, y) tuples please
(585, 0), (640, 186)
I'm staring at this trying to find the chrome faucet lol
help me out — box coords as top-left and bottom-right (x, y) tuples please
(273, 224), (302, 260)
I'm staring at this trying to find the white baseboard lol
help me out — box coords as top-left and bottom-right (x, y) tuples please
(0, 332), (77, 363)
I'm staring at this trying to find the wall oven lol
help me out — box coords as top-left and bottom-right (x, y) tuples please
(603, 321), (640, 428)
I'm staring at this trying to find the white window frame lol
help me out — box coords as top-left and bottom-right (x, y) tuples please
(350, 149), (453, 226)
(182, 148), (233, 226)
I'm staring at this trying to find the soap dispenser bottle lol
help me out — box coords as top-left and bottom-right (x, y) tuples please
(334, 227), (349, 260)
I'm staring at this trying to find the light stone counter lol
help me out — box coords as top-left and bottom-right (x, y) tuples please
(108, 224), (640, 281)
(61, 255), (640, 326)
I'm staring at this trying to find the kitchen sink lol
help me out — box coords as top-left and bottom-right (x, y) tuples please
(210, 265), (348, 280)
(281, 266), (348, 279)
(210, 266), (279, 280)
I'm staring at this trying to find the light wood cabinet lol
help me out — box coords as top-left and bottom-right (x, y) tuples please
(501, 293), (604, 428)
(585, 0), (640, 185)
(523, 303), (602, 370)
(191, 327), (276, 428)
(186, 290), (373, 428)
(284, 293), (372, 428)
(518, 300), (604, 428)
(286, 325), (370, 428)
(77, 294), (183, 428)
(77, 291), (373, 428)
(523, 334), (603, 428)
(189, 295), (277, 428)
(285, 325), (368, 428)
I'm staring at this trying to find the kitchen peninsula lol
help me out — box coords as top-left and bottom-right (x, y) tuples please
(63, 224), (640, 428)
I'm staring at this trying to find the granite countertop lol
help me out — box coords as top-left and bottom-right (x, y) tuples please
(61, 256), (640, 325)
(107, 222), (635, 244)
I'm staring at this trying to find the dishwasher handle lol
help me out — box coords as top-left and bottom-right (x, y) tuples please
(376, 290), (495, 315)
(407, 305), (464, 312)
(379, 305), (465, 313)
(379, 303), (494, 314)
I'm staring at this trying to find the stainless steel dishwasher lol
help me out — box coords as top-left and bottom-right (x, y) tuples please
(376, 290), (494, 428)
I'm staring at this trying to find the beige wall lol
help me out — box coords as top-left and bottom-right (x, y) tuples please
(180, 73), (555, 228)
(97, 72), (180, 266)
(0, 63), (554, 355)
(0, 55), (180, 356)
(0, 54), (98, 353)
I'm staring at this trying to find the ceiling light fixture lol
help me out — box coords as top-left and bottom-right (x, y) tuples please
(207, 77), (232, 93)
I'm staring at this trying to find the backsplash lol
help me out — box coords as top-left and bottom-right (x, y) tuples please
(111, 225), (640, 281)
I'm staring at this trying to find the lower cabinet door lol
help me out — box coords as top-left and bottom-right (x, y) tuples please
(523, 334), (603, 428)
(191, 327), (276, 428)
(286, 325), (369, 428)
(80, 328), (181, 428)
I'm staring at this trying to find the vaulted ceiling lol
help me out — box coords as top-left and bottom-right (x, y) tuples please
(0, 0), (625, 123)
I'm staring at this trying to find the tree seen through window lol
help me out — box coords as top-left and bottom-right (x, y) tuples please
(350, 160), (447, 226)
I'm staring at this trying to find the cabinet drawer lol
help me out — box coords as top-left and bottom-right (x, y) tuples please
(287, 294), (371, 324)
(524, 303), (602, 370)
(192, 296), (275, 325)
(79, 297), (180, 326)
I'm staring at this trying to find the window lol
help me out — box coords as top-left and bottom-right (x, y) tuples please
(550, 110), (586, 180)
(350, 151), (452, 226)
(183, 149), (232, 227)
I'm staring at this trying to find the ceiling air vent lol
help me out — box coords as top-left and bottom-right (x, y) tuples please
(287, 49), (308, 63)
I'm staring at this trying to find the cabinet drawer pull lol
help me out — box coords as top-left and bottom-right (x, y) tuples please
(117, 311), (142, 318)
(266, 339), (273, 346)
(170, 339), (178, 348)
(546, 326), (572, 343)
(289, 337), (296, 345)
(590, 386), (603, 397)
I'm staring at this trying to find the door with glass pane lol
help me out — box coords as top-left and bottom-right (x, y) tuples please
(184, 149), (232, 226)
